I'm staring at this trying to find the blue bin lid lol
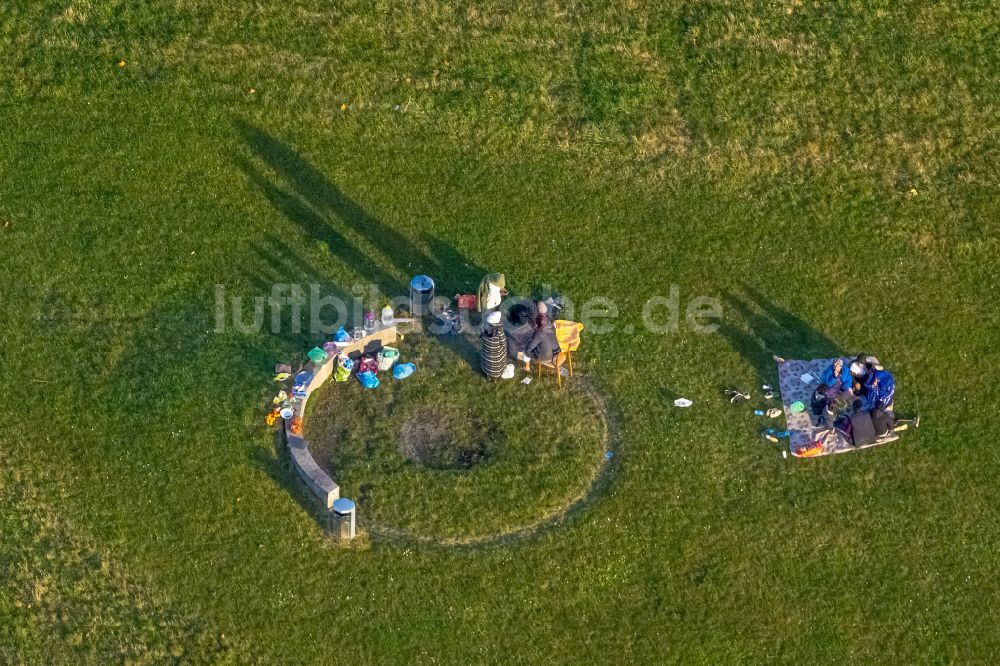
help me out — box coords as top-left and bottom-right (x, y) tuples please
(410, 275), (434, 293)
(333, 498), (355, 514)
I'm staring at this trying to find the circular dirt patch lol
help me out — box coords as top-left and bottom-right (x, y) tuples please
(305, 334), (609, 542)
(399, 406), (503, 470)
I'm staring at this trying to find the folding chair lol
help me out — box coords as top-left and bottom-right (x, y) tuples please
(553, 320), (584, 377)
(536, 351), (569, 389)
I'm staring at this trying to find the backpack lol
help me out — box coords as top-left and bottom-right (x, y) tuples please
(849, 411), (877, 446)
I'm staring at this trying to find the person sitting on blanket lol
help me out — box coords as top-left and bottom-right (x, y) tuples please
(862, 368), (895, 412)
(811, 384), (832, 422)
(819, 357), (854, 398)
(849, 354), (878, 394)
(850, 355), (895, 412)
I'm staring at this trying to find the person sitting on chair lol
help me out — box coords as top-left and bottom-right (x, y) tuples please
(520, 301), (560, 371)
(506, 302), (534, 365)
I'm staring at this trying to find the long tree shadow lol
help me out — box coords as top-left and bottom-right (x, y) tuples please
(233, 120), (502, 527)
(717, 283), (842, 387)
(237, 157), (401, 295)
(235, 119), (489, 297)
(235, 124), (494, 350)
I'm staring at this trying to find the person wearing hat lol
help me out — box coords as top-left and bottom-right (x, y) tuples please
(477, 273), (507, 313)
(849, 355), (872, 394)
(850, 353), (895, 411)
(862, 366), (896, 412)
(479, 310), (508, 379)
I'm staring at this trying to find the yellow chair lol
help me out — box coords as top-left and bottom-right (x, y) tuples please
(553, 320), (584, 377)
(536, 351), (569, 389)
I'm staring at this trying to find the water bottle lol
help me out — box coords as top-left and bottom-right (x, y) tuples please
(381, 303), (394, 326)
(754, 409), (765, 416)
(364, 311), (376, 332)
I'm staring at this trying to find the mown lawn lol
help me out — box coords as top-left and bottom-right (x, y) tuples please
(2, 0), (999, 663)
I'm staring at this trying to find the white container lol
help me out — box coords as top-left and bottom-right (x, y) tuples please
(381, 304), (394, 325)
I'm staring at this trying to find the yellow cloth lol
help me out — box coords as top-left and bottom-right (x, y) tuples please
(554, 320), (583, 352)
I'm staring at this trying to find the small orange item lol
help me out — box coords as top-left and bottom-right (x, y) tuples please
(264, 408), (280, 426)
(290, 417), (303, 435)
(795, 442), (824, 457)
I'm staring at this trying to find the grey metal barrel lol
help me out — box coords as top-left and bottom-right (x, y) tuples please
(409, 275), (435, 317)
(332, 497), (356, 540)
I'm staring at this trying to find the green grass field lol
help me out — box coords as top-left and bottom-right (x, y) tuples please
(2, 0), (999, 662)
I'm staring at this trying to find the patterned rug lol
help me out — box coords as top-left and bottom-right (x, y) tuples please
(777, 357), (899, 457)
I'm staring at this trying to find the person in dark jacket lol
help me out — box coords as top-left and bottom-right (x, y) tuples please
(506, 303), (533, 365)
(521, 301), (560, 370)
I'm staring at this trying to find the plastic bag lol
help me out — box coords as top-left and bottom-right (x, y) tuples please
(357, 355), (379, 374)
(377, 347), (399, 371)
(334, 327), (352, 343)
(334, 355), (353, 382)
(292, 370), (313, 397)
(393, 363), (416, 380)
(358, 370), (380, 389)
(308, 347), (329, 365)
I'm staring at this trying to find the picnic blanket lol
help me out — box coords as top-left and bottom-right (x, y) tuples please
(777, 357), (898, 457)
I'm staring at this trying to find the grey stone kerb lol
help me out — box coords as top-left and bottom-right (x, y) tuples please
(284, 354), (340, 510)
(282, 324), (398, 514)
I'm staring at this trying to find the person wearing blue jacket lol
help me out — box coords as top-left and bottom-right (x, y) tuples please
(819, 357), (854, 397)
(847, 354), (896, 412)
(862, 368), (895, 412)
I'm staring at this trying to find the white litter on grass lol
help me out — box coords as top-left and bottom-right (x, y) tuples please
(521, 377), (532, 385)
(673, 398), (693, 407)
(560, 367), (569, 377)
